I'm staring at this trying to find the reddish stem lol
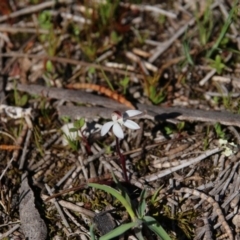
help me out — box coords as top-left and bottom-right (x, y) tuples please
(115, 137), (129, 182)
(80, 129), (92, 154)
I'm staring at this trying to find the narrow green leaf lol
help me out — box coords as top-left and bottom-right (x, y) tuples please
(100, 221), (139, 240)
(150, 186), (163, 204)
(138, 189), (147, 218)
(90, 224), (96, 240)
(183, 42), (194, 65)
(143, 216), (172, 240)
(134, 227), (145, 240)
(88, 183), (136, 220)
(111, 174), (133, 210)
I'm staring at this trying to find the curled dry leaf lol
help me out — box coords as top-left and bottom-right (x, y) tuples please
(19, 172), (47, 240)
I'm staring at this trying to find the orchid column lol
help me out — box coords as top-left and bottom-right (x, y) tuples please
(101, 110), (142, 182)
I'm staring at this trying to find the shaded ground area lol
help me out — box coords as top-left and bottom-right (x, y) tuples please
(0, 0), (240, 239)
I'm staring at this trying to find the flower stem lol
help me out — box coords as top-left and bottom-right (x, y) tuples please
(115, 137), (128, 182)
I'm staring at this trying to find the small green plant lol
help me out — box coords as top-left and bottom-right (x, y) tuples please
(164, 122), (185, 136)
(144, 74), (166, 105)
(119, 76), (130, 94)
(214, 123), (225, 139)
(176, 121), (185, 132)
(38, 10), (52, 31)
(164, 125), (174, 135)
(149, 85), (165, 105)
(98, 0), (120, 28)
(195, 0), (213, 46)
(89, 181), (171, 240)
(110, 31), (123, 45)
(62, 118), (86, 151)
(13, 86), (28, 107)
(208, 55), (225, 74)
(45, 59), (54, 73)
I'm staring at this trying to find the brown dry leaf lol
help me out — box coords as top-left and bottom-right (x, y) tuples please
(19, 172), (47, 240)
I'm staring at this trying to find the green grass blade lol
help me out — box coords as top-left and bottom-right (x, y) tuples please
(207, 0), (237, 58)
(88, 183), (136, 220)
(183, 42), (194, 65)
(138, 188), (147, 218)
(134, 227), (145, 240)
(99, 221), (139, 240)
(90, 224), (96, 240)
(143, 216), (172, 240)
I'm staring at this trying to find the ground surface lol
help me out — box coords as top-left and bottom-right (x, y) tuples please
(0, 0), (240, 239)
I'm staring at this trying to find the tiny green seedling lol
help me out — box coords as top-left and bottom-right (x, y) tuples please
(110, 31), (123, 45)
(176, 121), (185, 132)
(214, 123), (225, 139)
(119, 76), (130, 95)
(208, 55), (225, 74)
(45, 60), (54, 73)
(164, 125), (173, 135)
(13, 85), (28, 107)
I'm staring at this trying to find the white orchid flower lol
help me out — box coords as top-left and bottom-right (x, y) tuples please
(101, 110), (142, 139)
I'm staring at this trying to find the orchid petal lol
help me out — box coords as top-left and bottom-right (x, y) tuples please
(112, 123), (124, 139)
(125, 110), (142, 117)
(123, 119), (140, 129)
(101, 121), (114, 136)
